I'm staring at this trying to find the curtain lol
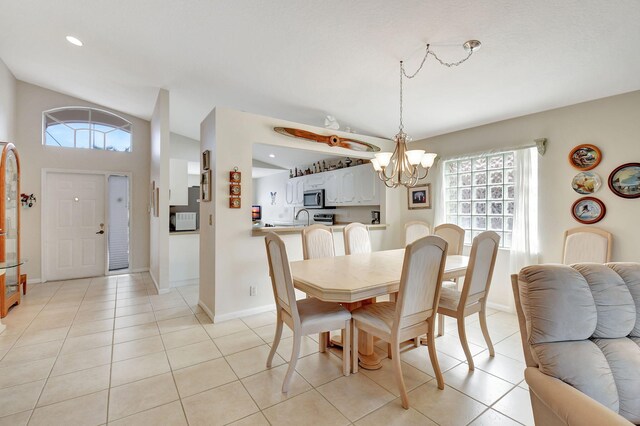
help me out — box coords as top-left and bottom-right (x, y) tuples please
(509, 147), (539, 273)
(434, 161), (446, 227)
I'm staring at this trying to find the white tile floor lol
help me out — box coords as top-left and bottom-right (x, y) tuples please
(0, 273), (534, 425)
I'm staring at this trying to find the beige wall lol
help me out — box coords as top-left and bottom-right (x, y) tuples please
(15, 81), (151, 280)
(149, 89), (171, 291)
(0, 58), (16, 142)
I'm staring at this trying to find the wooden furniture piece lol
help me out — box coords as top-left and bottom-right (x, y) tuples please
(264, 233), (351, 392)
(562, 226), (612, 264)
(289, 249), (469, 370)
(404, 221), (430, 246)
(434, 223), (465, 256)
(343, 222), (371, 255)
(437, 231), (500, 370)
(301, 224), (335, 260)
(352, 236), (448, 409)
(0, 143), (21, 318)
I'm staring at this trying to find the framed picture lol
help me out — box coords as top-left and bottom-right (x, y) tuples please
(608, 162), (640, 199)
(408, 184), (431, 209)
(202, 150), (211, 171)
(568, 144), (601, 171)
(571, 197), (606, 224)
(201, 170), (212, 202)
(571, 171), (602, 194)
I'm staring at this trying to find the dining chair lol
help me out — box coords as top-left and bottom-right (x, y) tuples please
(404, 221), (431, 246)
(264, 232), (351, 392)
(562, 226), (612, 264)
(343, 222), (371, 255)
(437, 231), (500, 371)
(434, 223), (465, 256)
(301, 224), (335, 260)
(351, 235), (448, 409)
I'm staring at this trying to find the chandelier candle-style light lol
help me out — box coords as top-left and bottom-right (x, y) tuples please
(372, 40), (482, 188)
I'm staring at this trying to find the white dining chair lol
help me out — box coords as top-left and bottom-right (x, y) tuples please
(301, 224), (335, 260)
(264, 233), (351, 392)
(351, 235), (448, 409)
(434, 223), (465, 256)
(343, 222), (371, 255)
(562, 226), (612, 264)
(404, 221), (430, 246)
(437, 231), (500, 371)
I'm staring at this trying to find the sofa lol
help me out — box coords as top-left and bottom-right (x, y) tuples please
(511, 263), (640, 425)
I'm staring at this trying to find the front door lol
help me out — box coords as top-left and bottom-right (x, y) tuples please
(44, 172), (106, 281)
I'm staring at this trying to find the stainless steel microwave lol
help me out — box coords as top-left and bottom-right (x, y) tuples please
(303, 189), (325, 209)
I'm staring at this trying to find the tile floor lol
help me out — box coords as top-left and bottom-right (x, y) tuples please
(0, 273), (534, 425)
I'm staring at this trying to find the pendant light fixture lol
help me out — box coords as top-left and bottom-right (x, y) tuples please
(372, 40), (482, 188)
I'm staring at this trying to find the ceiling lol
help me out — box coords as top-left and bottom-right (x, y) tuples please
(1, 1), (639, 141)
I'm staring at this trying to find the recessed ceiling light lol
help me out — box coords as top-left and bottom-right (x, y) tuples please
(66, 36), (83, 47)
(269, 154), (275, 158)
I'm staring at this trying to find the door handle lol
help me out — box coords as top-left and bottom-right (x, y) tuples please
(96, 223), (105, 235)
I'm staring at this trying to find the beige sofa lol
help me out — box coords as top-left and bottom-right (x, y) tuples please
(512, 263), (640, 425)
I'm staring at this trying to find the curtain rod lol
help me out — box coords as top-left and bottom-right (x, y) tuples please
(438, 138), (547, 163)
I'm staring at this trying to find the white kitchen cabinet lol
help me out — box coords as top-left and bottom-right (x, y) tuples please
(355, 165), (380, 205)
(169, 158), (189, 206)
(324, 172), (340, 206)
(285, 175), (306, 206)
(340, 168), (357, 204)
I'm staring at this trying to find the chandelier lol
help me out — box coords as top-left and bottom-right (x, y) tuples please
(372, 40), (482, 188)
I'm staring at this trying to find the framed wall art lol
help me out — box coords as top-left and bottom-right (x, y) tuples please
(568, 144), (601, 171)
(571, 197), (606, 224)
(571, 171), (602, 194)
(408, 184), (431, 210)
(200, 169), (212, 202)
(202, 150), (211, 171)
(608, 162), (640, 199)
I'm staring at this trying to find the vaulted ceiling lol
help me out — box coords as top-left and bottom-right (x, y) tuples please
(1, 1), (639, 141)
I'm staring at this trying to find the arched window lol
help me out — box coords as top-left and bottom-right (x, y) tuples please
(43, 107), (132, 152)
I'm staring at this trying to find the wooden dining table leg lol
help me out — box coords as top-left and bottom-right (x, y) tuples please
(342, 298), (383, 370)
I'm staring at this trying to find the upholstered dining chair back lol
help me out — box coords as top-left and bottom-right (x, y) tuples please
(434, 223), (465, 256)
(343, 222), (371, 255)
(404, 221), (431, 246)
(264, 232), (299, 320)
(395, 235), (448, 329)
(462, 231), (500, 303)
(302, 224), (335, 259)
(562, 226), (612, 264)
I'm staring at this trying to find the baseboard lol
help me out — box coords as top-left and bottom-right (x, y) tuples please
(487, 301), (514, 313)
(26, 278), (43, 284)
(149, 271), (170, 295)
(130, 267), (150, 273)
(213, 303), (276, 323)
(171, 278), (199, 288)
(198, 300), (214, 321)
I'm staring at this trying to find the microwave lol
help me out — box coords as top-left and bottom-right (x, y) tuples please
(303, 189), (325, 209)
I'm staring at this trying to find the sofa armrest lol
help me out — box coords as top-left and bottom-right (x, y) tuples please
(525, 367), (632, 425)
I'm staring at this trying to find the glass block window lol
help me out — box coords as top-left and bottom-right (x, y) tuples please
(444, 152), (515, 248)
(43, 107), (132, 152)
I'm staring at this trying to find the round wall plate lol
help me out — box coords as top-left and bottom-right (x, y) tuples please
(571, 197), (606, 224)
(571, 171), (602, 194)
(568, 144), (602, 171)
(608, 162), (640, 199)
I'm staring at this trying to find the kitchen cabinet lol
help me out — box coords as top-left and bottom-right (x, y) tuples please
(285, 176), (305, 206)
(169, 158), (189, 206)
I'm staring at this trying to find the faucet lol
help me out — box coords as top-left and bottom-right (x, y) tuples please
(295, 208), (310, 227)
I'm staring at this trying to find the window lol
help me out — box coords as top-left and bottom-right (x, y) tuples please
(443, 152), (515, 248)
(43, 107), (132, 152)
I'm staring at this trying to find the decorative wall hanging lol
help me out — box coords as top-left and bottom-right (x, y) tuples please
(200, 170), (211, 202)
(568, 144), (602, 171)
(571, 172), (602, 194)
(229, 167), (241, 208)
(202, 150), (211, 171)
(571, 197), (606, 224)
(608, 162), (640, 198)
(274, 127), (381, 152)
(150, 181), (156, 216)
(407, 184), (431, 210)
(20, 193), (36, 208)
(270, 192), (276, 205)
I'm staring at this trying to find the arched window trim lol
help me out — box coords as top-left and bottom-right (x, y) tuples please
(42, 106), (133, 152)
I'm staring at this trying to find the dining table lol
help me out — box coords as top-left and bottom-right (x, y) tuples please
(289, 249), (469, 370)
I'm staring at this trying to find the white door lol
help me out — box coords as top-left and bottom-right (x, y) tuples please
(45, 172), (106, 281)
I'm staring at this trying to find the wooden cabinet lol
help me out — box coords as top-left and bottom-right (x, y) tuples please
(0, 143), (21, 318)
(169, 158), (188, 206)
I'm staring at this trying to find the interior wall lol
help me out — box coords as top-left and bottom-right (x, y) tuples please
(200, 107), (396, 320)
(170, 132), (199, 162)
(15, 81), (150, 281)
(149, 89), (170, 291)
(0, 58), (16, 142)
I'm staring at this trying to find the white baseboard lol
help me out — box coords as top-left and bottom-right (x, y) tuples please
(171, 278), (199, 288)
(213, 303), (276, 323)
(487, 301), (514, 313)
(198, 300), (214, 322)
(26, 278), (43, 284)
(149, 271), (170, 295)
(130, 267), (150, 273)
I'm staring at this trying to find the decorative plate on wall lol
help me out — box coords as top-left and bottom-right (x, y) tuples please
(571, 197), (606, 224)
(571, 171), (602, 194)
(568, 144), (602, 171)
(608, 162), (640, 199)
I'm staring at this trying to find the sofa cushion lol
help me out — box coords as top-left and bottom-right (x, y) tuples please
(608, 263), (640, 337)
(519, 264), (597, 344)
(573, 264), (636, 338)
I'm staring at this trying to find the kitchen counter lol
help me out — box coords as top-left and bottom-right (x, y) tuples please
(251, 223), (388, 237)
(170, 230), (199, 235)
